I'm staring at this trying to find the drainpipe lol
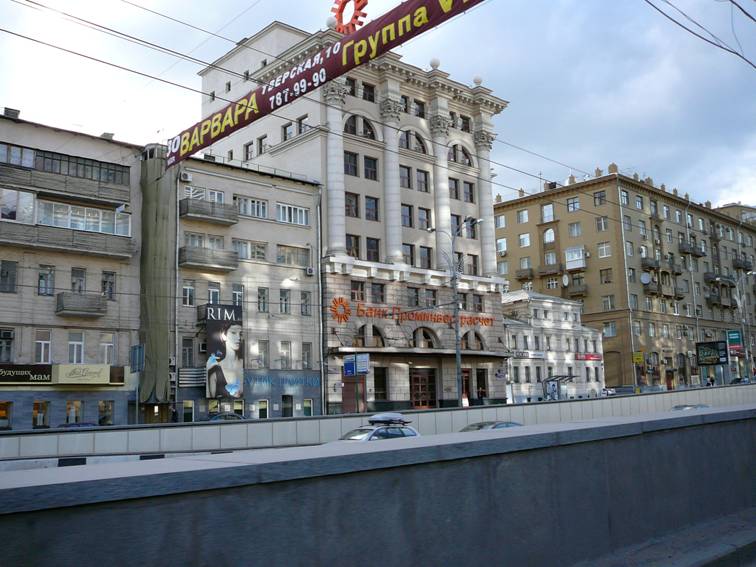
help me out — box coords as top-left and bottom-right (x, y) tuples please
(684, 197), (700, 382)
(616, 175), (639, 391)
(174, 167), (181, 414)
(316, 186), (327, 415)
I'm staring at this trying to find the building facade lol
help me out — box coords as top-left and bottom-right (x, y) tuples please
(493, 164), (756, 389)
(0, 110), (142, 430)
(140, 148), (322, 422)
(200, 22), (511, 413)
(501, 291), (604, 403)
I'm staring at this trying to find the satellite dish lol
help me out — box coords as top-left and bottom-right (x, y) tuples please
(561, 274), (569, 287)
(640, 273), (652, 284)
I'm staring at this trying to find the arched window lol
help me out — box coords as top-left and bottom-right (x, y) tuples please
(448, 144), (473, 166)
(344, 115), (377, 140)
(344, 115), (357, 135)
(413, 327), (438, 349)
(543, 228), (555, 244)
(362, 119), (376, 140)
(461, 331), (484, 351)
(352, 325), (367, 347)
(399, 130), (427, 154)
(370, 326), (385, 347)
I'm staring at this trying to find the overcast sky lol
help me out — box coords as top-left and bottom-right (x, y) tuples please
(1, 0), (754, 206)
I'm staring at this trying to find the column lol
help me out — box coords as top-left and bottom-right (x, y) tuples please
(380, 97), (404, 264)
(474, 130), (497, 276)
(323, 80), (349, 256)
(430, 114), (453, 268)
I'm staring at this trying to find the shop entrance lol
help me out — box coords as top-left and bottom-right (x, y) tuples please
(410, 368), (437, 409)
(342, 378), (366, 414)
(665, 369), (675, 391)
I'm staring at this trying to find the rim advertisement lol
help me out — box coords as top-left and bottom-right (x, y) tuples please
(205, 305), (244, 399)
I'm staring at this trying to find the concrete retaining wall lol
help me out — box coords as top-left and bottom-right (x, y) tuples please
(0, 406), (753, 566)
(1, 383), (754, 460)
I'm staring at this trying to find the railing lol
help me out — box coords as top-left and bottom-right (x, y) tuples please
(661, 285), (674, 298)
(179, 198), (239, 225)
(55, 292), (108, 317)
(515, 268), (534, 280)
(733, 258), (753, 271)
(643, 282), (660, 295)
(178, 247), (239, 272)
(641, 258), (660, 270)
(537, 263), (563, 277)
(674, 286), (686, 299)
(566, 283), (587, 297)
(0, 223), (135, 259)
(668, 262), (683, 275)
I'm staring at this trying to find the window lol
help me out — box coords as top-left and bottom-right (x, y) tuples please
(567, 197), (580, 212)
(543, 228), (555, 244)
(466, 218), (478, 239)
(395, 165), (412, 190)
(258, 288), (269, 312)
(603, 322), (617, 337)
(235, 196), (267, 218)
(648, 322), (656, 337)
(419, 246), (432, 269)
(545, 251), (557, 265)
(625, 241), (634, 256)
(675, 209), (682, 224)
(467, 255), (479, 276)
(565, 247), (585, 270)
(207, 282), (220, 304)
(418, 208), (431, 230)
(451, 214), (461, 236)
(596, 216), (608, 232)
(296, 115), (309, 134)
(620, 190), (629, 206)
(371, 283), (385, 303)
(38, 201), (130, 236)
(541, 203), (555, 223)
(601, 295), (615, 310)
(36, 265), (54, 296)
(279, 289), (291, 314)
(401, 204), (413, 227)
(416, 170), (429, 192)
(594, 191), (606, 206)
(345, 193), (360, 218)
(364, 156), (378, 181)
(520, 256), (531, 269)
(546, 277), (559, 289)
(519, 233), (531, 247)
(496, 238), (507, 254)
(600, 268), (613, 284)
(413, 99), (426, 118)
(34, 329), (51, 363)
(65, 401), (83, 425)
(449, 178), (459, 200)
(256, 135), (268, 155)
(463, 181), (475, 203)
(279, 341), (292, 369)
(373, 368), (387, 400)
(0, 143), (35, 168)
(495, 214), (506, 229)
(517, 209), (529, 224)
(628, 268), (636, 282)
(366, 238), (380, 262)
(207, 235), (224, 250)
(400, 95), (410, 112)
(233, 239), (267, 261)
(277, 245), (310, 267)
(0, 328), (12, 363)
(182, 280), (195, 306)
(350, 281), (365, 301)
(635, 195), (644, 210)
(630, 294), (638, 309)
(181, 337), (194, 368)
(402, 244), (415, 266)
(448, 145), (472, 166)
(598, 242), (611, 258)
(569, 222), (582, 237)
(232, 284), (244, 307)
(344, 151), (358, 176)
(296, 291), (311, 317)
(423, 289), (437, 307)
(346, 235), (360, 258)
(365, 196), (379, 221)
(32, 401), (49, 429)
(0, 261), (16, 293)
(68, 267), (84, 294)
(99, 332), (115, 364)
(276, 203), (309, 226)
(100, 271), (116, 300)
(497, 261), (509, 275)
(407, 287), (419, 307)
(68, 331), (84, 364)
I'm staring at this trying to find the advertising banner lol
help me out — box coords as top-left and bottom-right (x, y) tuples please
(696, 341), (728, 366)
(0, 365), (52, 384)
(53, 364), (110, 385)
(165, 0), (486, 166)
(205, 305), (244, 398)
(727, 330), (743, 357)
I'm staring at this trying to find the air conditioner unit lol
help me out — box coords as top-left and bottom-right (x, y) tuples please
(0, 329), (13, 339)
(199, 342), (207, 353)
(179, 171), (193, 183)
(168, 356), (176, 367)
(305, 267), (315, 277)
(497, 250), (507, 257)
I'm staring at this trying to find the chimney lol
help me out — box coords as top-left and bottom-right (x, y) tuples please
(705, 201), (712, 209)
(495, 194), (502, 203)
(644, 177), (653, 186)
(518, 188), (525, 198)
(673, 188), (678, 196)
(568, 174), (576, 185)
(660, 184), (666, 192)
(3, 108), (20, 119)
(100, 132), (115, 141)
(607, 162), (618, 174)
(594, 167), (603, 177)
(684, 192), (689, 200)
(633, 173), (640, 181)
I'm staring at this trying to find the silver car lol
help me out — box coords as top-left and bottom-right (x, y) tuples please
(338, 413), (420, 442)
(460, 421), (522, 432)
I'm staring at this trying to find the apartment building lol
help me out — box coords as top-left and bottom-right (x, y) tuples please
(0, 110), (142, 430)
(501, 291), (604, 403)
(200, 21), (510, 413)
(493, 164), (756, 389)
(140, 146), (322, 422)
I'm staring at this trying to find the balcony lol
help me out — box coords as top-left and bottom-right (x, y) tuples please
(718, 274), (737, 287)
(661, 285), (674, 298)
(720, 295), (732, 308)
(641, 258), (660, 270)
(0, 223), (135, 259)
(179, 247), (239, 272)
(55, 292), (108, 317)
(674, 286), (686, 299)
(705, 293), (721, 307)
(566, 283), (587, 297)
(643, 282), (660, 295)
(649, 211), (660, 221)
(668, 262), (683, 275)
(515, 268), (534, 280)
(179, 198), (239, 226)
(537, 263), (563, 277)
(733, 257), (753, 271)
(709, 230), (721, 243)
(678, 242), (696, 255)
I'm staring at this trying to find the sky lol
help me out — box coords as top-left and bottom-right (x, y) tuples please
(0, 0), (754, 206)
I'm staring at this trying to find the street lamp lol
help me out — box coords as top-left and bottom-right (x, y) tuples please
(426, 216), (484, 407)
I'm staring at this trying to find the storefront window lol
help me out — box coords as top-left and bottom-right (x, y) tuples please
(65, 400), (83, 424)
(257, 400), (269, 419)
(98, 400), (114, 425)
(32, 401), (49, 428)
(303, 399), (313, 417)
(182, 400), (194, 422)
(0, 401), (12, 429)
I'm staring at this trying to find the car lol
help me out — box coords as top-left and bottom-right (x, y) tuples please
(671, 404), (710, 411)
(460, 421), (522, 432)
(56, 422), (99, 428)
(209, 412), (244, 421)
(337, 413), (420, 442)
(730, 377), (751, 384)
(601, 388), (617, 396)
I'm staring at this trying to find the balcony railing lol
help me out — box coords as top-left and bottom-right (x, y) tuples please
(55, 292), (108, 317)
(178, 247), (239, 272)
(705, 293), (721, 307)
(641, 257), (660, 270)
(674, 286), (686, 299)
(678, 241), (696, 255)
(733, 257), (753, 271)
(537, 263), (563, 277)
(566, 283), (587, 297)
(661, 285), (675, 298)
(0, 223), (135, 259)
(179, 198), (239, 225)
(515, 268), (534, 280)
(718, 275), (737, 287)
(668, 262), (683, 275)
(643, 282), (660, 295)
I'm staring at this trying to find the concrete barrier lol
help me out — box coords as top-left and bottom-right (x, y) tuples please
(0, 383), (754, 461)
(0, 405), (753, 566)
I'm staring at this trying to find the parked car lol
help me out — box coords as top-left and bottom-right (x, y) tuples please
(336, 413), (420, 442)
(460, 421), (522, 432)
(56, 422), (99, 428)
(730, 377), (751, 384)
(209, 412), (244, 421)
(601, 388), (617, 396)
(671, 404), (710, 411)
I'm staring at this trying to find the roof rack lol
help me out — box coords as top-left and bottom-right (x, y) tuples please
(368, 412), (412, 426)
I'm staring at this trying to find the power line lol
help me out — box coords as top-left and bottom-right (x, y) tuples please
(721, 0), (756, 24)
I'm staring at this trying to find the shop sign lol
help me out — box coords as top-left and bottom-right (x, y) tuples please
(344, 355), (356, 377)
(330, 297), (495, 327)
(356, 353), (370, 375)
(205, 305), (243, 399)
(245, 373), (321, 388)
(727, 330), (743, 357)
(0, 364), (52, 384)
(696, 341), (728, 366)
(53, 364), (110, 385)
(576, 353), (603, 361)
(165, 0), (486, 166)
(513, 351), (545, 359)
(632, 351), (644, 364)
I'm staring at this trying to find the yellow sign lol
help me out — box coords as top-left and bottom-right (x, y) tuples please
(53, 364), (111, 385)
(632, 352), (644, 365)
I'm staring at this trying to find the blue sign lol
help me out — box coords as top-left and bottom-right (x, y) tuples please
(344, 355), (356, 377)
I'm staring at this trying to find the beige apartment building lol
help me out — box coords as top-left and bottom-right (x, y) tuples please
(0, 109), (142, 430)
(200, 21), (510, 412)
(493, 164), (756, 389)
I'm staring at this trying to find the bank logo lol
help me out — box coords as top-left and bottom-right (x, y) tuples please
(331, 0), (368, 34)
(330, 297), (352, 323)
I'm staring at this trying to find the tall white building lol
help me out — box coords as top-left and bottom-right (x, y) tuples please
(200, 21), (511, 412)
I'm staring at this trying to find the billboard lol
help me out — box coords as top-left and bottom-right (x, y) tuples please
(0, 365), (52, 384)
(205, 305), (244, 398)
(696, 341), (728, 366)
(165, 0), (486, 166)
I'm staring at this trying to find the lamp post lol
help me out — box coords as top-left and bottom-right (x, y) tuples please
(427, 216), (483, 407)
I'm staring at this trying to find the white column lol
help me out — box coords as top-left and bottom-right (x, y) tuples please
(323, 80), (349, 256)
(475, 130), (497, 276)
(430, 114), (453, 268)
(380, 97), (404, 264)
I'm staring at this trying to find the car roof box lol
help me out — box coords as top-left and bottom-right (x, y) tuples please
(368, 412), (411, 425)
